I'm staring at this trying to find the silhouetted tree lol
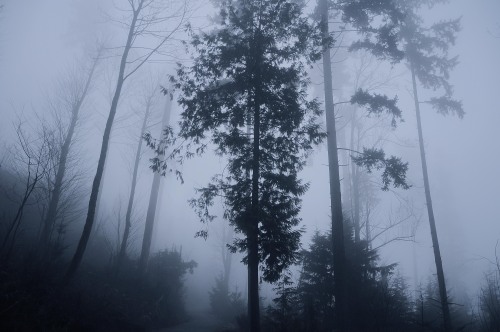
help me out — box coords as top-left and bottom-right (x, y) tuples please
(173, 1), (325, 330)
(39, 50), (100, 253)
(116, 81), (159, 273)
(138, 92), (173, 274)
(317, 0), (409, 327)
(397, 1), (463, 330)
(65, 0), (189, 281)
(1, 120), (55, 261)
(296, 221), (414, 331)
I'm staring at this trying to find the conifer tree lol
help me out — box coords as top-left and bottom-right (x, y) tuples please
(317, 0), (410, 328)
(173, 1), (324, 330)
(398, 1), (463, 330)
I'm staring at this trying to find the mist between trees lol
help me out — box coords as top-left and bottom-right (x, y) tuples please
(0, 0), (499, 331)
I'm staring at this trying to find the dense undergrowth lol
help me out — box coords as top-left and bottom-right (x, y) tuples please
(0, 249), (196, 331)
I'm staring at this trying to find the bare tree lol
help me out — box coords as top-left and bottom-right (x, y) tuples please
(116, 79), (160, 272)
(65, 0), (189, 281)
(39, 49), (101, 252)
(1, 120), (55, 261)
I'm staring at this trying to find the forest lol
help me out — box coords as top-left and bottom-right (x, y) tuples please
(0, 0), (499, 331)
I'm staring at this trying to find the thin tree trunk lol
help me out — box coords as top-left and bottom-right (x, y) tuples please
(65, 3), (143, 282)
(138, 94), (172, 274)
(319, 0), (347, 329)
(410, 61), (452, 332)
(2, 167), (41, 255)
(350, 108), (361, 243)
(116, 103), (151, 272)
(221, 224), (233, 294)
(40, 57), (98, 249)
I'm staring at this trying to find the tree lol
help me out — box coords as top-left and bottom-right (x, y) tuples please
(116, 80), (159, 273)
(173, 1), (325, 330)
(478, 244), (500, 331)
(398, 2), (463, 330)
(39, 50), (100, 253)
(316, 0), (409, 328)
(65, 0), (189, 281)
(1, 120), (55, 260)
(138, 91), (173, 274)
(296, 223), (414, 331)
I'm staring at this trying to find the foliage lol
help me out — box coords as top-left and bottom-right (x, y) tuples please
(352, 147), (410, 191)
(415, 278), (475, 332)
(263, 219), (414, 331)
(350, 88), (402, 127)
(398, 0), (463, 117)
(208, 274), (245, 322)
(263, 274), (302, 332)
(173, 0), (325, 283)
(0, 248), (195, 331)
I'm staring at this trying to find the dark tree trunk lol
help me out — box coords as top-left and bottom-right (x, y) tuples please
(138, 95), (172, 274)
(247, 72), (261, 332)
(65, 3), (142, 282)
(350, 108), (361, 243)
(319, 0), (348, 329)
(40, 57), (98, 250)
(116, 103), (151, 272)
(410, 61), (452, 332)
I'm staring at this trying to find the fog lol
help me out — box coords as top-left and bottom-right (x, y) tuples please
(0, 0), (499, 331)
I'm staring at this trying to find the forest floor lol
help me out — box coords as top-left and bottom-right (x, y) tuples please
(156, 309), (236, 332)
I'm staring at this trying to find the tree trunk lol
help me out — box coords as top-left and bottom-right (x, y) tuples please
(410, 61), (452, 332)
(319, 0), (348, 329)
(248, 101), (260, 332)
(350, 108), (361, 243)
(116, 103), (151, 272)
(40, 57), (98, 250)
(138, 94), (172, 274)
(65, 3), (142, 282)
(221, 225), (233, 293)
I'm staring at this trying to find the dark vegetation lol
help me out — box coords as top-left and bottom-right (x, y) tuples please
(0, 0), (499, 331)
(0, 170), (196, 330)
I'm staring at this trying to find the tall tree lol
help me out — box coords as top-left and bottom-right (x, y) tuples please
(39, 51), (100, 252)
(398, 1), (463, 330)
(317, 0), (408, 328)
(65, 0), (188, 281)
(174, 1), (325, 330)
(138, 92), (172, 274)
(115, 84), (158, 272)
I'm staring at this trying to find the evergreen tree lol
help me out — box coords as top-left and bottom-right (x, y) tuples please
(296, 221), (414, 331)
(316, 0), (410, 327)
(397, 1), (463, 330)
(173, 1), (324, 330)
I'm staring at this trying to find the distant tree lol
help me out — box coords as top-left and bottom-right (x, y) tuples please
(173, 1), (325, 330)
(209, 273), (245, 323)
(296, 221), (414, 331)
(397, 1), (463, 330)
(138, 91), (173, 275)
(478, 244), (500, 331)
(65, 0), (189, 281)
(1, 120), (55, 260)
(316, 0), (410, 327)
(263, 273), (301, 332)
(39, 49), (101, 254)
(116, 80), (159, 273)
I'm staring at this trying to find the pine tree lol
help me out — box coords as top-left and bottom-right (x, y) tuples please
(398, 2), (463, 330)
(173, 1), (324, 330)
(316, 0), (410, 327)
